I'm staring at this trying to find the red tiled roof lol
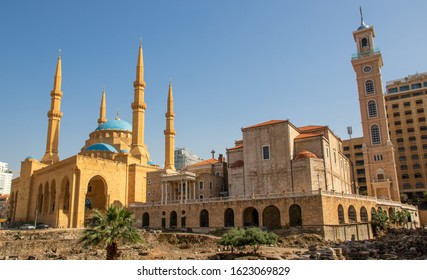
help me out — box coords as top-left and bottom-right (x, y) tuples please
(187, 158), (218, 167)
(227, 145), (243, 151)
(243, 120), (287, 130)
(298, 125), (327, 132)
(295, 132), (323, 140)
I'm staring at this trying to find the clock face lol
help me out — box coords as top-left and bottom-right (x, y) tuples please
(363, 65), (372, 73)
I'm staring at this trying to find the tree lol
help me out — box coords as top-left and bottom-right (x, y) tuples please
(79, 204), (143, 260)
(371, 208), (389, 233)
(217, 227), (245, 253)
(218, 227), (278, 254)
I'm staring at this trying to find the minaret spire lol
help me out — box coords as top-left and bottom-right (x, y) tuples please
(130, 40), (150, 163)
(164, 81), (176, 171)
(359, 6), (364, 26)
(41, 52), (63, 164)
(98, 87), (107, 125)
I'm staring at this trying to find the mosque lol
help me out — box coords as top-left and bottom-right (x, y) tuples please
(9, 12), (421, 240)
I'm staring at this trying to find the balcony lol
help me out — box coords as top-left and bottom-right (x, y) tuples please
(352, 48), (380, 59)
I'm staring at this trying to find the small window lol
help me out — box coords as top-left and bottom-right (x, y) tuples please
(371, 124), (381, 144)
(388, 88), (398, 94)
(417, 108), (424, 114)
(412, 154), (419, 160)
(410, 145), (417, 151)
(398, 147), (405, 152)
(209, 181), (213, 190)
(416, 99), (423, 105)
(199, 181), (204, 190)
(402, 174), (409, 179)
(409, 136), (416, 141)
(262, 145), (270, 160)
(416, 182), (424, 188)
(394, 121), (401, 126)
(399, 156), (406, 161)
(421, 126), (427, 131)
(361, 38), (369, 48)
(408, 128), (415, 133)
(393, 112), (400, 117)
(392, 103), (399, 109)
(344, 146), (350, 151)
(365, 80), (375, 94)
(404, 101), (411, 107)
(403, 183), (411, 189)
(367, 100), (378, 118)
(405, 110), (412, 115)
(400, 85), (410, 91)
(419, 117), (426, 122)
(396, 129), (403, 135)
(407, 119), (414, 124)
(414, 173), (422, 178)
(401, 164), (408, 170)
(354, 144), (363, 149)
(413, 163), (421, 169)
(411, 83), (422, 89)
(396, 138), (404, 143)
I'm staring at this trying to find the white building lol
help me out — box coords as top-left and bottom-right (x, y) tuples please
(174, 148), (203, 170)
(0, 162), (12, 195)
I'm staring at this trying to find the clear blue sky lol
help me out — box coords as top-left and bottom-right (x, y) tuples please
(1, 1), (427, 175)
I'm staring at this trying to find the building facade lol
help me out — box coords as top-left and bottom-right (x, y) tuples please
(0, 162), (13, 195)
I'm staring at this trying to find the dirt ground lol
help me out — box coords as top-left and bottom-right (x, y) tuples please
(0, 227), (426, 260)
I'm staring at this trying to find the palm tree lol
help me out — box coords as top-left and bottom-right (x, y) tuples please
(79, 204), (143, 260)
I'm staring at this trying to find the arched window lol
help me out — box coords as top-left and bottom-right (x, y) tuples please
(348, 205), (357, 223)
(338, 205), (345, 224)
(365, 80), (375, 94)
(289, 204), (302, 227)
(370, 124), (381, 144)
(200, 209), (209, 227)
(360, 207), (368, 222)
(142, 212), (150, 228)
(367, 100), (378, 118)
(361, 37), (368, 48)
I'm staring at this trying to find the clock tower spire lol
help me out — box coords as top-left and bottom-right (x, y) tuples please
(351, 10), (400, 201)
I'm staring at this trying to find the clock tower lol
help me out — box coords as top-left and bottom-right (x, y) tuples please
(351, 8), (400, 201)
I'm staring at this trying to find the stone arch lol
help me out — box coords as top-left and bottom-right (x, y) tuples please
(360, 206), (368, 222)
(49, 180), (56, 214)
(200, 209), (209, 227)
(170, 211), (177, 228)
(37, 184), (43, 214)
(243, 207), (259, 227)
(85, 175), (108, 226)
(338, 204), (345, 224)
(262, 205), (281, 230)
(60, 177), (70, 211)
(43, 182), (50, 214)
(348, 205), (357, 223)
(142, 212), (150, 228)
(289, 204), (302, 227)
(224, 208), (234, 227)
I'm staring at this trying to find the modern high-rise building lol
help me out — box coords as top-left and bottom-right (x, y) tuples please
(0, 162), (13, 195)
(174, 148), (204, 170)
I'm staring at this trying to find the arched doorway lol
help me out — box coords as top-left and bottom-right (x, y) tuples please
(243, 207), (259, 227)
(289, 204), (302, 227)
(224, 208), (234, 227)
(170, 211), (177, 228)
(263, 205), (281, 229)
(84, 176), (107, 227)
(200, 209), (209, 227)
(142, 212), (150, 228)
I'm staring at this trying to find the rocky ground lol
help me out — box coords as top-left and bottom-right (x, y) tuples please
(0, 227), (426, 260)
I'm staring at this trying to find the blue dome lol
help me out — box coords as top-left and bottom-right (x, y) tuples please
(96, 119), (132, 132)
(85, 143), (118, 153)
(120, 149), (130, 153)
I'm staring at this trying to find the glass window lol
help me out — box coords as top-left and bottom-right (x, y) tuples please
(402, 174), (409, 179)
(394, 121), (401, 125)
(392, 103), (399, 109)
(408, 128), (415, 133)
(365, 80), (375, 94)
(403, 183), (411, 189)
(414, 173), (422, 178)
(405, 110), (412, 115)
(413, 163), (421, 169)
(371, 125), (381, 144)
(399, 156), (406, 161)
(417, 108), (424, 113)
(388, 88), (398, 94)
(400, 85), (410, 91)
(344, 146), (350, 151)
(416, 182), (424, 188)
(367, 100), (378, 118)
(411, 83), (422, 89)
(401, 164), (408, 170)
(416, 99), (423, 105)
(393, 112), (400, 117)
(404, 101), (411, 107)
(407, 119), (414, 124)
(419, 117), (426, 122)
(361, 38), (368, 48)
(262, 145), (270, 160)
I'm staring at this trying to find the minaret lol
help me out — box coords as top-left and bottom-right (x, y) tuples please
(164, 81), (176, 170)
(351, 8), (400, 201)
(41, 51), (63, 165)
(97, 88), (107, 125)
(130, 40), (150, 162)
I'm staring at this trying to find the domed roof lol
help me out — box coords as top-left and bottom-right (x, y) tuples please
(95, 119), (132, 132)
(85, 143), (118, 153)
(357, 22), (369, 30)
(296, 150), (318, 160)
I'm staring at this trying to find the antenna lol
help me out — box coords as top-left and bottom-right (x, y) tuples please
(347, 126), (353, 139)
